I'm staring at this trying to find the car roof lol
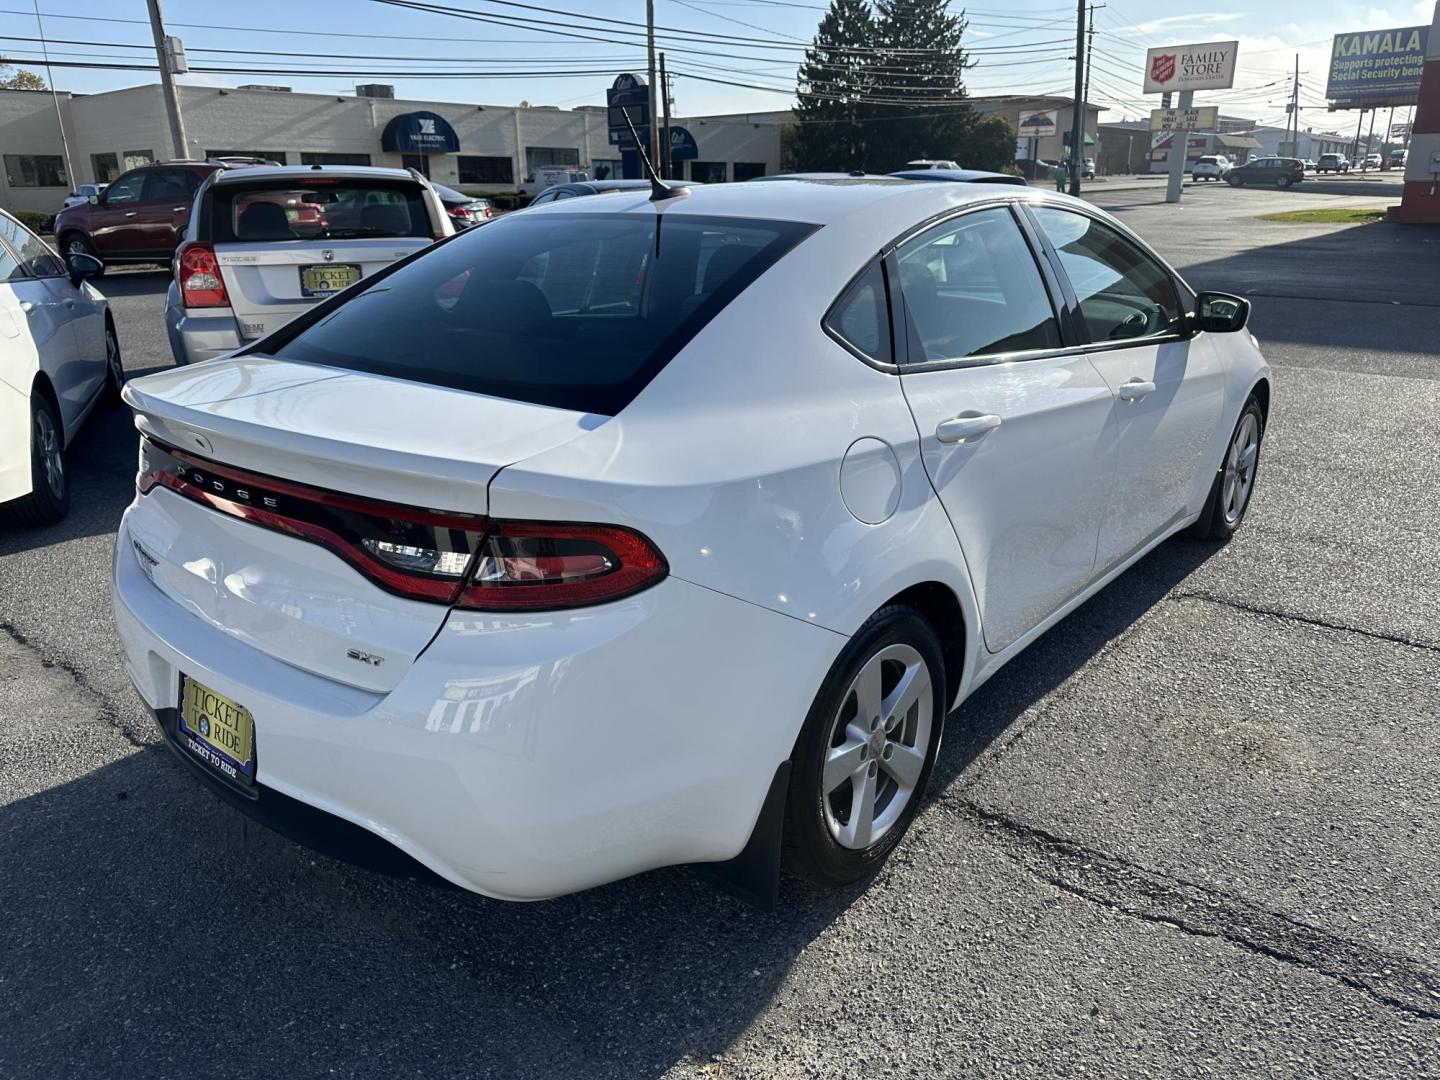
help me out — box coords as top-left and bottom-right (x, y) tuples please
(747, 172), (893, 182)
(522, 173), (1043, 228)
(888, 168), (1027, 186)
(209, 164), (420, 185)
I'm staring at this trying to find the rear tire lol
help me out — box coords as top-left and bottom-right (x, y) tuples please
(1227, 175), (1242, 187)
(6, 393), (69, 527)
(1276, 175), (1292, 189)
(783, 606), (946, 888)
(1188, 396), (1265, 542)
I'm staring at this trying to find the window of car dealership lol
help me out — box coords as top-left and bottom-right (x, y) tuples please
(0, 83), (785, 214)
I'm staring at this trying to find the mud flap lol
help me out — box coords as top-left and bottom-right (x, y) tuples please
(692, 760), (790, 911)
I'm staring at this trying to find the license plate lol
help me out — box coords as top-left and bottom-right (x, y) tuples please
(299, 263), (361, 297)
(177, 675), (256, 786)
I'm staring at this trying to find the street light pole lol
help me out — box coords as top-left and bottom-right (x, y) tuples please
(145, 0), (189, 159)
(30, 1), (74, 189)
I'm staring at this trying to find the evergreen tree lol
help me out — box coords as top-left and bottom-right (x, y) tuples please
(792, 0), (877, 171)
(870, 0), (977, 170)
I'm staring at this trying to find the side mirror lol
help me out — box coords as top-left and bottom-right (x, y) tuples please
(1194, 291), (1249, 333)
(87, 193), (100, 205)
(67, 251), (105, 283)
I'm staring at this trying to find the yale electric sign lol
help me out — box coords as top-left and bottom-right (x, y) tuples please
(1326, 26), (1429, 107)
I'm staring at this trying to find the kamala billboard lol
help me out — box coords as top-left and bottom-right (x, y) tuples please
(1326, 26), (1429, 107)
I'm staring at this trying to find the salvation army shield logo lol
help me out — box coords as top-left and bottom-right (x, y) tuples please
(1150, 53), (1176, 85)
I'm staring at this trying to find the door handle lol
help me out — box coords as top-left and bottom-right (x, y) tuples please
(18, 300), (34, 313)
(935, 413), (1002, 443)
(124, 211), (137, 217)
(1118, 379), (1156, 401)
(171, 206), (187, 212)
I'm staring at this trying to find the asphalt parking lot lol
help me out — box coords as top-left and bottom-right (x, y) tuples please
(3, 179), (1439, 1079)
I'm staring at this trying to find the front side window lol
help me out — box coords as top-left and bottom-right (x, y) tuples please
(212, 179), (431, 241)
(3, 154), (67, 188)
(0, 213), (65, 278)
(103, 171), (147, 206)
(894, 206), (1061, 364)
(1031, 207), (1182, 343)
(142, 168), (202, 203)
(271, 212), (816, 414)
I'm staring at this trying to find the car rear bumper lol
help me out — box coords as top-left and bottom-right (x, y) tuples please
(112, 509), (844, 899)
(165, 290), (243, 365)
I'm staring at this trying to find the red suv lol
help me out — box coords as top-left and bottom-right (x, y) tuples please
(53, 161), (222, 265)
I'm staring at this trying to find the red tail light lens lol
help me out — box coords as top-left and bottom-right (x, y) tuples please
(136, 438), (667, 610)
(177, 242), (228, 308)
(459, 521), (668, 611)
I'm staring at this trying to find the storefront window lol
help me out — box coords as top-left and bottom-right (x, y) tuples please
(689, 161), (727, 184)
(91, 152), (120, 184)
(301, 152), (372, 166)
(3, 155), (67, 188)
(457, 156), (515, 184)
(590, 158), (622, 180)
(733, 162), (766, 181)
(526, 147), (580, 171)
(122, 150), (154, 170)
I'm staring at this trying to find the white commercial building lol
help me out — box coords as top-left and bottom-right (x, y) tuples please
(0, 83), (785, 215)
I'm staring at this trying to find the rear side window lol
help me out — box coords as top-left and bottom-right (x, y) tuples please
(211, 179), (431, 242)
(271, 212), (816, 415)
(824, 260), (892, 364)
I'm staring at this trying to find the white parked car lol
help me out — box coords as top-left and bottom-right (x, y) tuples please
(61, 182), (108, 210)
(0, 208), (121, 526)
(903, 159), (962, 170)
(164, 165), (452, 365)
(113, 180), (1270, 902)
(1191, 155), (1231, 181)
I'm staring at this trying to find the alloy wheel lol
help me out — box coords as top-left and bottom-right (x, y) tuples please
(106, 329), (122, 388)
(1221, 411), (1260, 525)
(821, 643), (934, 850)
(34, 408), (64, 499)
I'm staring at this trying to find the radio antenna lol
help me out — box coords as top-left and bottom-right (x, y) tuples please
(620, 105), (688, 203)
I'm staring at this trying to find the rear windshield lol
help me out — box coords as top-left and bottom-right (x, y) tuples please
(270, 211), (816, 414)
(210, 178), (430, 242)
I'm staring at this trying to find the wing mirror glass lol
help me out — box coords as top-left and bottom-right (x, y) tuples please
(1194, 291), (1249, 333)
(67, 251), (105, 282)
(87, 193), (100, 205)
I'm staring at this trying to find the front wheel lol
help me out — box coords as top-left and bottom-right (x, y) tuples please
(1189, 396), (1265, 542)
(1227, 175), (1243, 187)
(1276, 175), (1293, 189)
(783, 606), (946, 888)
(60, 232), (98, 262)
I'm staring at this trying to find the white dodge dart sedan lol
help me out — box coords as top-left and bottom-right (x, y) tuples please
(113, 178), (1269, 903)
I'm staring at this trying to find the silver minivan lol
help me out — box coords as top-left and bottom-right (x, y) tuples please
(165, 166), (452, 365)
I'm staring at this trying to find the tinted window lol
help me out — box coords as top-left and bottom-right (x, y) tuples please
(824, 260), (891, 364)
(0, 213), (65, 278)
(271, 212), (815, 414)
(1032, 207), (1181, 343)
(104, 171), (147, 205)
(142, 168), (201, 202)
(895, 206), (1060, 363)
(212, 179), (430, 242)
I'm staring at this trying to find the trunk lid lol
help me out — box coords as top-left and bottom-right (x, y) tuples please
(122, 354), (602, 691)
(215, 238), (431, 341)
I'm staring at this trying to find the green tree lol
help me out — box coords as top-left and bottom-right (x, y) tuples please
(0, 57), (46, 91)
(869, 0), (977, 170)
(792, 0), (878, 171)
(964, 114), (1018, 172)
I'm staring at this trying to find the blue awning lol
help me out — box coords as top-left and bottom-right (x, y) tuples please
(381, 111), (461, 154)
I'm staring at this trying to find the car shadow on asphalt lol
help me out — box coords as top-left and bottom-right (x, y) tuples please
(0, 535), (1222, 1079)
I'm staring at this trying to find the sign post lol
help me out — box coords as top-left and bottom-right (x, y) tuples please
(606, 74), (651, 180)
(1141, 39), (1238, 204)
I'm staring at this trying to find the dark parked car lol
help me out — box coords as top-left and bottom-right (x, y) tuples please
(53, 160), (260, 264)
(432, 183), (495, 228)
(1226, 157), (1305, 189)
(889, 168), (1026, 186)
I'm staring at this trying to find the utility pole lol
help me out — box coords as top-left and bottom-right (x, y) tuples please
(646, 0), (660, 175)
(1364, 107), (1376, 169)
(659, 53), (673, 180)
(1067, 0), (1085, 195)
(145, 0), (188, 159)
(30, 1), (74, 188)
(1353, 107), (1365, 164)
(1289, 54), (1299, 157)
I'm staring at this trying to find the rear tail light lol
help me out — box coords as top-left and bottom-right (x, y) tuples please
(136, 437), (666, 609)
(177, 241), (228, 308)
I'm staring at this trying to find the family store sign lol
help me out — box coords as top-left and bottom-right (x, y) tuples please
(1142, 40), (1239, 94)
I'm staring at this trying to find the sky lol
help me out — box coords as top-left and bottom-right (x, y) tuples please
(0, 0), (1435, 133)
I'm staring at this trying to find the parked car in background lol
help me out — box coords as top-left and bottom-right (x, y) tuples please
(0, 208), (122, 526)
(1191, 155), (1232, 181)
(115, 179), (1269, 904)
(53, 160), (258, 266)
(164, 165), (451, 365)
(902, 159), (961, 170)
(1226, 157), (1305, 189)
(528, 179), (708, 203)
(747, 172), (888, 182)
(1363, 153), (1383, 170)
(61, 183), (108, 210)
(1301, 159), (1317, 171)
(1316, 153), (1350, 173)
(432, 183), (495, 228)
(1389, 149), (1408, 168)
(890, 168), (1026, 186)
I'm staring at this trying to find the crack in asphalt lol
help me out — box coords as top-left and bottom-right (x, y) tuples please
(953, 799), (1440, 1023)
(1173, 591), (1440, 653)
(0, 621), (149, 750)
